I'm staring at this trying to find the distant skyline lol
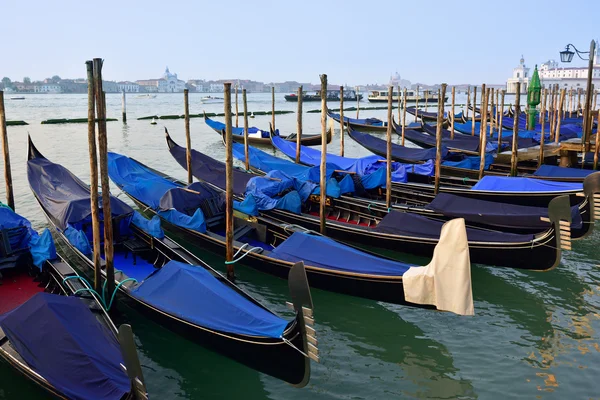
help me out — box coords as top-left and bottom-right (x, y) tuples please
(1, 0), (598, 86)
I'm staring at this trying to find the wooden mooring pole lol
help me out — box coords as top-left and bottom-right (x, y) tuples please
(121, 90), (127, 123)
(414, 85), (419, 122)
(92, 58), (115, 298)
(235, 85), (239, 128)
(471, 86), (477, 136)
(401, 87), (407, 146)
(296, 86), (303, 163)
(450, 86), (456, 139)
(224, 82), (235, 280)
(271, 86), (275, 132)
(184, 89), (192, 184)
(478, 86), (488, 180)
(339, 86), (344, 157)
(538, 88), (548, 168)
(356, 86), (360, 119)
(85, 61), (102, 294)
(434, 84), (447, 195)
(243, 89), (250, 171)
(385, 86), (393, 209)
(555, 88), (566, 144)
(0, 91), (14, 211)
(466, 86), (470, 120)
(497, 90), (505, 154)
(510, 82), (521, 177)
(319, 74), (328, 235)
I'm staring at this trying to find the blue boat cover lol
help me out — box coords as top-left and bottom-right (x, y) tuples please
(0, 293), (130, 400)
(372, 211), (535, 243)
(270, 232), (409, 276)
(64, 225), (92, 255)
(0, 203), (56, 268)
(425, 193), (582, 230)
(27, 156), (133, 230)
(328, 112), (384, 126)
(471, 176), (583, 192)
(132, 212), (165, 239)
(442, 154), (494, 170)
(533, 164), (596, 179)
(169, 138), (252, 196)
(402, 127), (484, 153)
(348, 127), (446, 162)
(131, 260), (289, 338)
(205, 116), (269, 138)
(270, 134), (433, 178)
(107, 153), (207, 233)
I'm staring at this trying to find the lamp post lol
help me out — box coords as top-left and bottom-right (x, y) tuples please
(527, 65), (541, 130)
(559, 40), (596, 151)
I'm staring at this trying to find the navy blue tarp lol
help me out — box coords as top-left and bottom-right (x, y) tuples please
(27, 156), (133, 230)
(373, 211), (535, 243)
(169, 139), (252, 196)
(348, 127), (446, 162)
(328, 112), (384, 127)
(0, 293), (130, 400)
(205, 116), (270, 138)
(425, 193), (582, 230)
(271, 232), (409, 276)
(471, 176), (583, 192)
(131, 261), (289, 338)
(533, 165), (596, 179)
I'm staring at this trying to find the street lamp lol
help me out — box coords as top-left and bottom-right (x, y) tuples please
(559, 40), (596, 151)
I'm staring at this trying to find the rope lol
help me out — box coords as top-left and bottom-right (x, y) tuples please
(63, 276), (108, 309)
(105, 278), (138, 310)
(225, 243), (263, 264)
(462, 177), (470, 184)
(282, 337), (310, 359)
(282, 224), (321, 236)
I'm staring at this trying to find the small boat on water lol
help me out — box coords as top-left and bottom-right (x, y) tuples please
(368, 89), (447, 103)
(285, 89), (362, 102)
(200, 95), (224, 104)
(10, 96), (25, 100)
(135, 94), (156, 99)
(26, 136), (315, 387)
(0, 203), (148, 400)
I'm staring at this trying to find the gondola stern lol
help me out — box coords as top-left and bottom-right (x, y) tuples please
(547, 195), (573, 267)
(118, 324), (148, 400)
(27, 135), (45, 161)
(286, 261), (315, 387)
(402, 218), (475, 316)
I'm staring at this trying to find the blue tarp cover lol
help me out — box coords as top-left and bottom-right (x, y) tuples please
(425, 193), (582, 230)
(471, 176), (583, 192)
(0, 203), (56, 268)
(131, 261), (289, 338)
(270, 232), (409, 276)
(27, 156), (133, 231)
(107, 153), (207, 233)
(132, 212), (165, 239)
(373, 211), (535, 243)
(328, 112), (384, 126)
(205, 116), (269, 138)
(0, 293), (130, 400)
(64, 226), (92, 255)
(533, 165), (595, 179)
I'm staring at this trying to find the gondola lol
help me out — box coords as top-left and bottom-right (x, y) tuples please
(166, 131), (575, 271)
(26, 137), (315, 387)
(393, 118), (482, 155)
(403, 107), (451, 127)
(326, 110), (388, 132)
(204, 112), (331, 146)
(237, 136), (596, 240)
(347, 125), (600, 207)
(105, 146), (475, 315)
(0, 203), (147, 400)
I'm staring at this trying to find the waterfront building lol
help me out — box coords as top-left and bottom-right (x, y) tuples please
(34, 83), (62, 93)
(389, 71), (412, 89)
(506, 56), (530, 93)
(136, 67), (186, 93)
(117, 81), (140, 92)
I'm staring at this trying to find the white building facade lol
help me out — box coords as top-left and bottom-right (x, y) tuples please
(34, 84), (62, 93)
(136, 67), (186, 93)
(506, 56), (530, 93)
(117, 81), (140, 92)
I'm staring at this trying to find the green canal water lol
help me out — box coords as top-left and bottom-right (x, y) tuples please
(0, 93), (599, 399)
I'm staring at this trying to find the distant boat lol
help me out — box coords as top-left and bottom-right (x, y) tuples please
(367, 89), (447, 103)
(136, 94), (157, 99)
(285, 89), (362, 102)
(10, 96), (25, 100)
(200, 96), (224, 104)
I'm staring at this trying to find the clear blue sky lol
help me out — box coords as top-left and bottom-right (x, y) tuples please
(1, 0), (598, 85)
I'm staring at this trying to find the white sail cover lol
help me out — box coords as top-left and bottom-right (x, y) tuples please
(402, 218), (474, 316)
